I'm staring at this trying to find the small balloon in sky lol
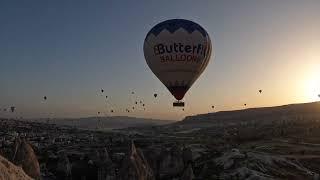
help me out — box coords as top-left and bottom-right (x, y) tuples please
(144, 19), (212, 106)
(101, 89), (104, 93)
(212, 106), (214, 109)
(154, 93), (157, 98)
(259, 90), (262, 93)
(10, 106), (15, 113)
(244, 104), (247, 106)
(135, 101), (138, 105)
(111, 110), (114, 113)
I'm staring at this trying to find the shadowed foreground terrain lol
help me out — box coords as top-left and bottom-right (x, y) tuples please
(1, 102), (320, 179)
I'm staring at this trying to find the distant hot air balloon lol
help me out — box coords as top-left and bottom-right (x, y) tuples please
(140, 101), (142, 104)
(182, 108), (184, 111)
(111, 110), (114, 113)
(10, 106), (15, 113)
(106, 96), (108, 99)
(244, 104), (247, 106)
(154, 93), (157, 98)
(143, 108), (146, 111)
(131, 91), (134, 95)
(259, 90), (262, 93)
(44, 96), (47, 100)
(101, 89), (104, 93)
(318, 94), (320, 98)
(135, 101), (138, 105)
(98, 112), (100, 115)
(144, 19), (212, 106)
(212, 106), (214, 109)
(142, 104), (145, 107)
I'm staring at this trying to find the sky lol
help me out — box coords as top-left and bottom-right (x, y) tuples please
(0, 0), (320, 120)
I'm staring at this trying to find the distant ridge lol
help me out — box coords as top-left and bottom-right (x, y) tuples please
(179, 101), (320, 125)
(34, 116), (175, 130)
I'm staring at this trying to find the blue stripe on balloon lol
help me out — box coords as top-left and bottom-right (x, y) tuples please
(147, 19), (208, 38)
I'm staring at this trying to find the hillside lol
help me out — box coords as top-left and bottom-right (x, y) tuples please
(33, 116), (174, 130)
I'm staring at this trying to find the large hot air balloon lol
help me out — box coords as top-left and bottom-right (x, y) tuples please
(144, 19), (212, 106)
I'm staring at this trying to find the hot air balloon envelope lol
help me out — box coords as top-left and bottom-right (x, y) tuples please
(144, 19), (212, 102)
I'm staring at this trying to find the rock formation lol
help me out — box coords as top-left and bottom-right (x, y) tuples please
(180, 164), (194, 180)
(158, 145), (184, 179)
(12, 137), (41, 179)
(0, 154), (32, 180)
(56, 152), (72, 179)
(119, 141), (155, 180)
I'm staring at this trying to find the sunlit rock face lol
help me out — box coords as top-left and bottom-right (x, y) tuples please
(0, 154), (32, 180)
(12, 138), (41, 179)
(119, 141), (155, 180)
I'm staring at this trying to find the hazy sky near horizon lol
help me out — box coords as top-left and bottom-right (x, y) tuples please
(0, 0), (320, 120)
